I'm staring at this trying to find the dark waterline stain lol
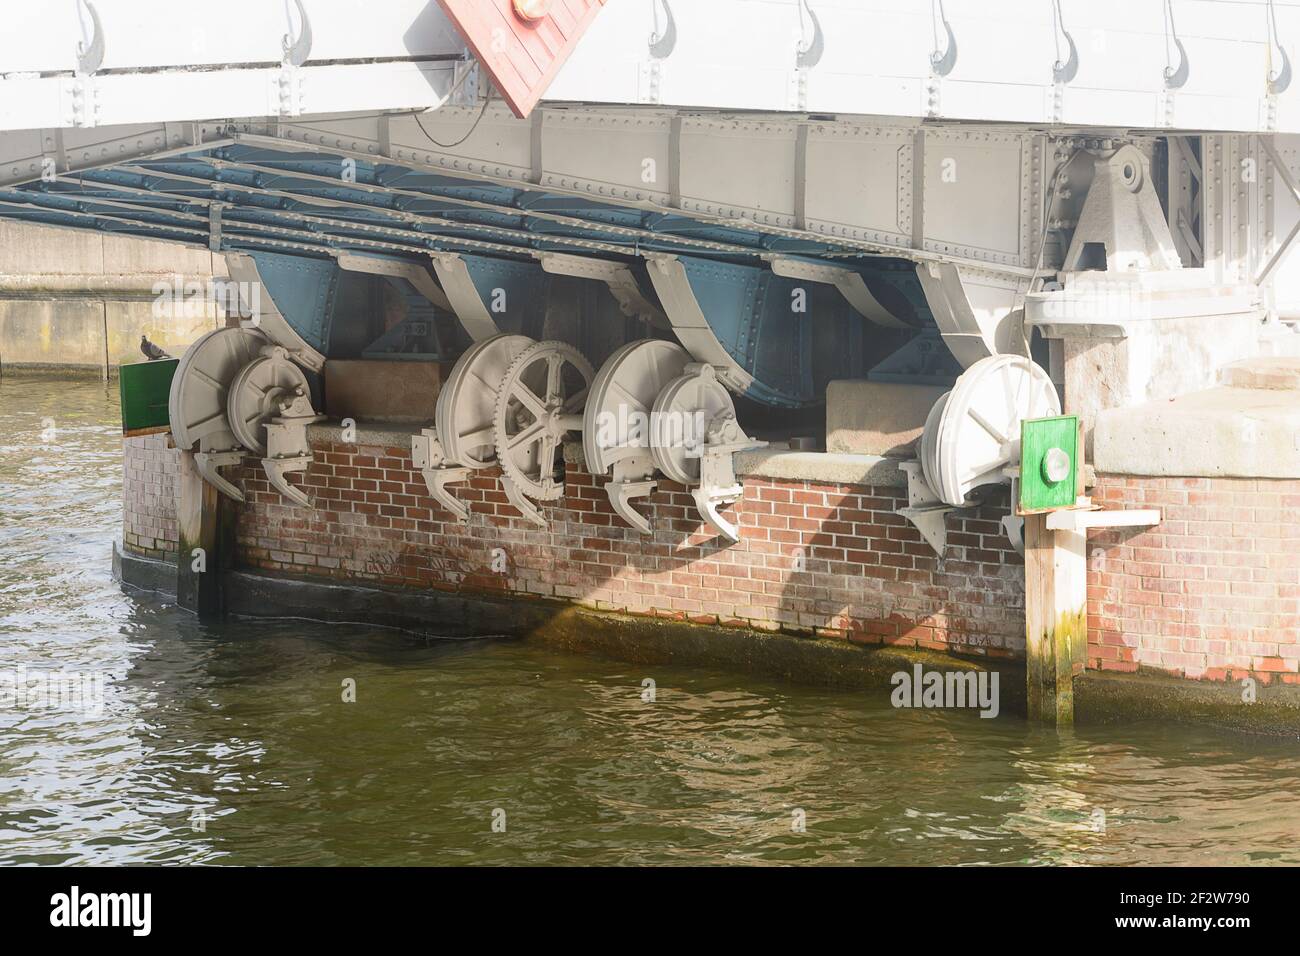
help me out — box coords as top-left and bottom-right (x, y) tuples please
(2, 373), (1300, 866)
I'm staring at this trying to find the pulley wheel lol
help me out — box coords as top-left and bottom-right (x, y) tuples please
(168, 326), (269, 452)
(583, 338), (691, 477)
(492, 340), (594, 500)
(435, 333), (535, 468)
(933, 354), (1060, 507)
(226, 347), (311, 457)
(650, 365), (736, 486)
(919, 390), (949, 501)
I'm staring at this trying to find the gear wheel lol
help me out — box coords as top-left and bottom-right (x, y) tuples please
(492, 340), (594, 501)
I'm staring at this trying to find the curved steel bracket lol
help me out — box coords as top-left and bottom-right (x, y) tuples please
(502, 474), (548, 527)
(693, 417), (765, 544)
(1271, 46), (1293, 96)
(1164, 36), (1189, 89)
(76, 0), (105, 75)
(429, 252), (548, 343)
(767, 257), (910, 329)
(412, 430), (473, 522)
(283, 0), (313, 67)
(537, 252), (668, 330)
(223, 252), (330, 373)
(607, 458), (656, 535)
(796, 2), (824, 70)
(647, 253), (870, 409)
(195, 449), (246, 503)
(1053, 31), (1078, 85)
(1164, 1), (1190, 90)
(649, 0), (676, 59)
(261, 393), (323, 509)
(930, 2), (957, 76)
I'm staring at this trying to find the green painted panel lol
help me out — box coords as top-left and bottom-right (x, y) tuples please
(119, 358), (178, 436)
(1020, 415), (1079, 513)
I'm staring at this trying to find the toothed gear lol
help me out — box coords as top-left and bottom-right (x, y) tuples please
(492, 340), (593, 501)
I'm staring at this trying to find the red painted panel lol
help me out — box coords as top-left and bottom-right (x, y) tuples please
(437, 0), (608, 118)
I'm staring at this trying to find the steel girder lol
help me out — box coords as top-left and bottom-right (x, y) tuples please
(0, 113), (987, 407)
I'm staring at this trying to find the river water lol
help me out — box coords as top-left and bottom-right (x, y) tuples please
(1, 372), (1299, 866)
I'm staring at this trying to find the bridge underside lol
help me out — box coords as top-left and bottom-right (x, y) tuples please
(0, 112), (964, 408)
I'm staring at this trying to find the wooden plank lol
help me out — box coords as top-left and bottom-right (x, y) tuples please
(1024, 514), (1087, 725)
(176, 451), (223, 618)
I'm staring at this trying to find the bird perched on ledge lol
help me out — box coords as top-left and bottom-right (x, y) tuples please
(139, 335), (170, 360)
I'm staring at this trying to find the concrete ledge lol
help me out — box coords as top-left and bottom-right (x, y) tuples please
(1094, 385), (1300, 478)
(308, 420), (424, 448)
(1076, 670), (1300, 736)
(733, 449), (906, 488)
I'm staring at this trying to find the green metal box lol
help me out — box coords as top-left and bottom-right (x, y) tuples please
(119, 358), (178, 437)
(1019, 414), (1081, 514)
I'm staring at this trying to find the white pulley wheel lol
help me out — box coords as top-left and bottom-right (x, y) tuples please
(583, 339), (691, 476)
(168, 326), (269, 451)
(226, 348), (311, 456)
(435, 333), (535, 468)
(919, 390), (949, 501)
(650, 365), (736, 486)
(933, 354), (1060, 507)
(493, 340), (594, 500)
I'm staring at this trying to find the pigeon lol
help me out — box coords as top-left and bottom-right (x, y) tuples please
(140, 335), (170, 360)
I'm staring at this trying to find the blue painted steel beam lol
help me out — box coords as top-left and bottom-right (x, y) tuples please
(662, 255), (871, 408)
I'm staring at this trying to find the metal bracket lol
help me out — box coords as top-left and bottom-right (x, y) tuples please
(1045, 506), (1162, 532)
(501, 474), (548, 527)
(537, 252), (668, 330)
(261, 392), (324, 508)
(606, 459), (656, 535)
(411, 428), (473, 522)
(914, 261), (1026, 368)
(337, 253), (452, 311)
(649, 0), (676, 59)
(795, 1), (824, 69)
(1061, 145), (1181, 274)
(223, 252), (329, 373)
(194, 448), (246, 503)
(429, 252), (548, 342)
(75, 0), (106, 75)
(1163, 0), (1190, 90)
(767, 257), (909, 329)
(275, 0), (313, 117)
(72, 0), (105, 126)
(1051, 0), (1078, 85)
(897, 460), (957, 556)
(930, 1), (957, 76)
(693, 415), (766, 543)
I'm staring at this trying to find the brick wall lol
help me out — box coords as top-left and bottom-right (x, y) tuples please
(229, 440), (1026, 659)
(1089, 476), (1300, 685)
(121, 436), (1300, 685)
(122, 433), (179, 560)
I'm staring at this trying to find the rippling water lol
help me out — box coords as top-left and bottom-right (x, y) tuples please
(2, 372), (1300, 866)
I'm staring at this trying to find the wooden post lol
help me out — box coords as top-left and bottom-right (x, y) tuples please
(1024, 513), (1087, 725)
(176, 450), (225, 617)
